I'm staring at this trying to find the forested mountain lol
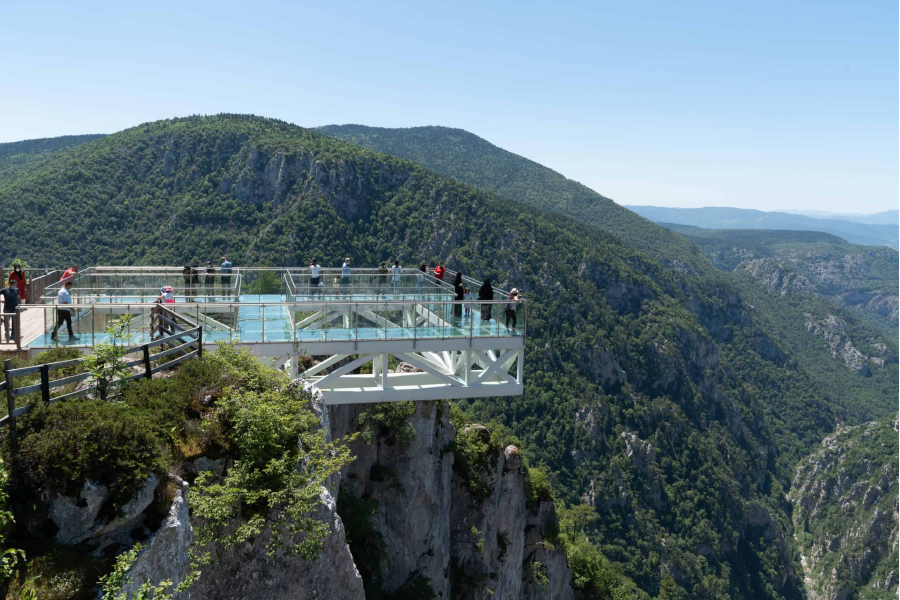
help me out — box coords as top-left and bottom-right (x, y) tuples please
(789, 416), (898, 599)
(668, 227), (898, 334)
(316, 124), (710, 273)
(625, 205), (899, 249)
(0, 134), (105, 185)
(316, 123), (897, 420)
(0, 115), (893, 598)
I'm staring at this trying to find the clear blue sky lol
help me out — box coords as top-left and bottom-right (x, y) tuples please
(2, 0), (896, 212)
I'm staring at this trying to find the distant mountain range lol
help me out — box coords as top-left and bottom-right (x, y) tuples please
(625, 205), (899, 249)
(780, 209), (899, 225)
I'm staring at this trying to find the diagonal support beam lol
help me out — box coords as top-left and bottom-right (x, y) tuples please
(302, 354), (350, 378)
(472, 349), (518, 385)
(316, 354), (375, 389)
(399, 353), (463, 387)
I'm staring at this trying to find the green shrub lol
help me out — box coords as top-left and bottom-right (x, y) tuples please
(524, 466), (553, 507)
(15, 400), (167, 507)
(190, 354), (354, 561)
(357, 401), (416, 447)
(451, 425), (494, 501)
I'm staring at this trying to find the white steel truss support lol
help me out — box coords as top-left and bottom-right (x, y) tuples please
(300, 345), (523, 405)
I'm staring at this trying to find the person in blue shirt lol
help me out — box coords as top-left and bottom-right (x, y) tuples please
(51, 281), (78, 340)
(220, 256), (234, 298)
(0, 278), (20, 342)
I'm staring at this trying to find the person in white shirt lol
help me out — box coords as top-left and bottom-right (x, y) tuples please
(341, 258), (351, 295)
(51, 281), (78, 340)
(309, 259), (322, 297)
(390, 260), (402, 293)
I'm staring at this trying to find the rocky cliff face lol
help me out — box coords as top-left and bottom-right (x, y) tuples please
(330, 401), (575, 600)
(789, 417), (899, 600)
(91, 394), (573, 599)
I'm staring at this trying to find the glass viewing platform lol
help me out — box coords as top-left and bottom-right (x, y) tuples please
(25, 266), (526, 404)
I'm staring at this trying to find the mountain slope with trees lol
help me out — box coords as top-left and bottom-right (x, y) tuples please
(0, 134), (105, 185)
(0, 114), (881, 598)
(316, 124), (710, 273)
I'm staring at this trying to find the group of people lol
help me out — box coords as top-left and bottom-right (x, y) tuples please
(0, 264), (81, 341)
(308, 258), (523, 332)
(176, 257), (234, 302)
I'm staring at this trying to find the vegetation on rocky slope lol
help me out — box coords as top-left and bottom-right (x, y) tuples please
(789, 417), (898, 599)
(0, 115), (893, 598)
(2, 345), (351, 599)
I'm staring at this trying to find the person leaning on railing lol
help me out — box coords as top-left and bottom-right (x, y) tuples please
(51, 280), (78, 340)
(505, 288), (521, 333)
(0, 277), (20, 342)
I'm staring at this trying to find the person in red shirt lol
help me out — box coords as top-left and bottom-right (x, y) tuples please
(7, 264), (26, 302)
(61, 265), (79, 282)
(433, 261), (446, 281)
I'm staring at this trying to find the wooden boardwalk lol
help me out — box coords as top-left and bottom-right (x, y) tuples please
(0, 307), (49, 356)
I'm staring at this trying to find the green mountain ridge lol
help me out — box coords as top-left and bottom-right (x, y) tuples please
(0, 134), (105, 186)
(0, 115), (895, 598)
(316, 123), (898, 418)
(315, 124), (711, 274)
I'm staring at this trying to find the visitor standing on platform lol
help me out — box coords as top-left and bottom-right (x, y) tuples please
(391, 261), (402, 293)
(505, 288), (520, 332)
(51, 281), (77, 340)
(7, 264), (26, 303)
(478, 279), (494, 323)
(464, 287), (473, 318)
(60, 265), (79, 283)
(220, 256), (233, 298)
(434, 261), (446, 281)
(0, 278), (19, 341)
(341, 258), (351, 295)
(309, 259), (322, 297)
(158, 285), (175, 304)
(204, 261), (216, 300)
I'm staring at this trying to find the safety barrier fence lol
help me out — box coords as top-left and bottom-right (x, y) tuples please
(21, 296), (524, 349)
(0, 323), (202, 439)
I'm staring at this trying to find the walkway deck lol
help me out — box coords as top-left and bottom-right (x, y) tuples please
(20, 266), (526, 404)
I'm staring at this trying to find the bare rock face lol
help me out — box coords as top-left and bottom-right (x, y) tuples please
(330, 401), (456, 598)
(330, 404), (575, 600)
(119, 478), (193, 600)
(805, 313), (875, 375)
(48, 474), (158, 546)
(738, 258), (815, 295)
(449, 426), (575, 600)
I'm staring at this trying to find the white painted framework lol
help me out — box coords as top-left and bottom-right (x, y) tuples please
(299, 343), (524, 405)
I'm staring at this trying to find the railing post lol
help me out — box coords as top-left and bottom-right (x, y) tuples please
(14, 308), (21, 350)
(40, 365), (50, 403)
(5, 359), (15, 440)
(143, 345), (153, 379)
(197, 327), (203, 359)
